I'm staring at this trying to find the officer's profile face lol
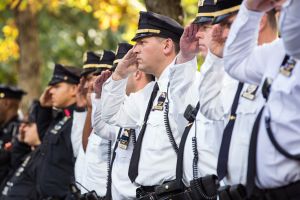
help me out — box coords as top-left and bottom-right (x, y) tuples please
(49, 82), (77, 108)
(133, 36), (169, 75)
(0, 98), (19, 125)
(217, 14), (237, 39)
(83, 74), (97, 91)
(196, 22), (213, 58)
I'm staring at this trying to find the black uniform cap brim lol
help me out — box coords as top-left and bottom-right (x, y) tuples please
(212, 12), (237, 24)
(131, 33), (160, 42)
(192, 16), (214, 25)
(80, 68), (98, 77)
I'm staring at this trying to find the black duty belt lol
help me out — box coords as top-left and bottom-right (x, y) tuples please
(136, 180), (189, 200)
(251, 180), (300, 200)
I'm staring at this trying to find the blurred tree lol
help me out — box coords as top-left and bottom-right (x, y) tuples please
(0, 0), (143, 110)
(14, 2), (42, 109)
(0, 0), (198, 111)
(144, 0), (184, 24)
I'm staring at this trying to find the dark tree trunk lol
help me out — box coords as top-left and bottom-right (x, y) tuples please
(14, 5), (42, 111)
(144, 0), (184, 25)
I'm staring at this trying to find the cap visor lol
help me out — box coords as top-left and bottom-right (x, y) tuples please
(192, 16), (214, 25)
(80, 68), (97, 77)
(212, 13), (235, 24)
(131, 33), (158, 41)
(48, 79), (61, 86)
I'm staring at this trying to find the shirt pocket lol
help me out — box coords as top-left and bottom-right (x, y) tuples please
(236, 95), (264, 115)
(144, 111), (169, 151)
(197, 115), (224, 151)
(271, 72), (296, 95)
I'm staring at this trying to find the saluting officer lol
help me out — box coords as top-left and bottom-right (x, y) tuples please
(93, 42), (154, 199)
(0, 85), (26, 184)
(0, 101), (41, 200)
(224, 0), (300, 199)
(36, 64), (81, 199)
(74, 50), (115, 196)
(100, 11), (188, 199)
(78, 50), (116, 198)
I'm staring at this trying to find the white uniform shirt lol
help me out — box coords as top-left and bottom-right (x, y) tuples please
(92, 95), (137, 199)
(224, 3), (300, 188)
(170, 46), (265, 186)
(80, 93), (112, 197)
(73, 111), (87, 193)
(169, 53), (225, 186)
(71, 111), (86, 157)
(222, 75), (265, 185)
(101, 60), (188, 186)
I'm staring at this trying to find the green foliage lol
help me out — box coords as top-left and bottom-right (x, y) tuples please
(37, 6), (120, 88)
(0, 0), (200, 86)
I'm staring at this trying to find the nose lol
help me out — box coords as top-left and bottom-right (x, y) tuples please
(49, 87), (55, 95)
(196, 28), (204, 39)
(132, 44), (139, 54)
(83, 80), (89, 90)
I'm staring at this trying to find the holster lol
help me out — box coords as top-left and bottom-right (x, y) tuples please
(80, 191), (105, 200)
(137, 180), (190, 200)
(189, 175), (219, 200)
(218, 184), (247, 200)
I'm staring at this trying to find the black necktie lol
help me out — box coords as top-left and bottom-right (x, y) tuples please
(105, 128), (123, 199)
(217, 82), (244, 180)
(176, 102), (200, 186)
(128, 82), (159, 182)
(246, 107), (264, 197)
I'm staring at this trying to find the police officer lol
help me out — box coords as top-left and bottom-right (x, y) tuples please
(74, 50), (115, 195)
(224, 0), (299, 199)
(166, 1), (224, 199)
(35, 64), (81, 199)
(100, 11), (186, 199)
(1, 64), (81, 199)
(0, 101), (41, 200)
(79, 50), (115, 198)
(93, 42), (154, 199)
(170, 1), (277, 199)
(0, 85), (26, 184)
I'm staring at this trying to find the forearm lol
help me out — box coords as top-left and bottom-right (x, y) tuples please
(71, 111), (86, 157)
(170, 56), (198, 116)
(36, 102), (53, 140)
(92, 95), (117, 140)
(224, 3), (264, 84)
(280, 0), (300, 59)
(198, 52), (225, 120)
(101, 77), (139, 128)
(82, 108), (92, 152)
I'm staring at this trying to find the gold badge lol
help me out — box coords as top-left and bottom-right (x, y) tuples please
(118, 128), (131, 150)
(280, 57), (297, 77)
(242, 84), (258, 100)
(83, 52), (88, 63)
(198, 0), (204, 6)
(94, 50), (104, 62)
(0, 93), (5, 98)
(115, 46), (119, 55)
(152, 92), (167, 111)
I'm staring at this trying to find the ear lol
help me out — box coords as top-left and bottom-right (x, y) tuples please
(162, 38), (174, 55)
(259, 15), (267, 32)
(134, 70), (142, 81)
(70, 84), (79, 96)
